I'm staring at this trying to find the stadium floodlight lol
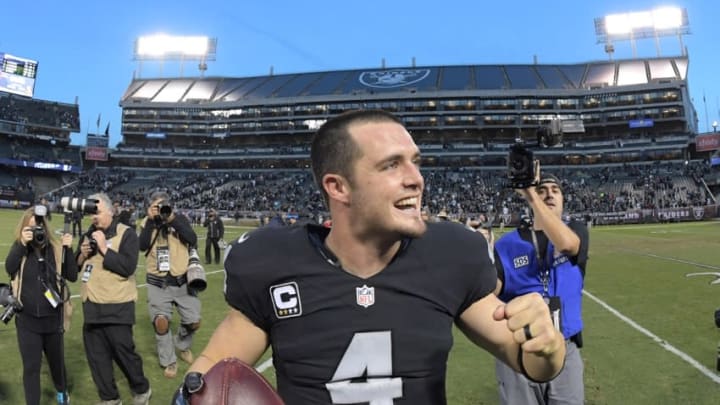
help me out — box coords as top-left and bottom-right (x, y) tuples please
(134, 34), (217, 61)
(594, 7), (689, 58)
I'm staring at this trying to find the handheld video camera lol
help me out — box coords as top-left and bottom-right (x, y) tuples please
(507, 123), (562, 189)
(60, 197), (99, 215)
(0, 283), (23, 324)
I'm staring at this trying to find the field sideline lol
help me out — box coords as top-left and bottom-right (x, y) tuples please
(0, 208), (719, 404)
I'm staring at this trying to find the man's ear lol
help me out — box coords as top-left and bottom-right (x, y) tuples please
(323, 173), (350, 204)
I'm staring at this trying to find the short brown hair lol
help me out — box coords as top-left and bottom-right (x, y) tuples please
(310, 109), (403, 205)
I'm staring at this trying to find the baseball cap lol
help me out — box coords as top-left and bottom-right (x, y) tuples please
(537, 173), (562, 191)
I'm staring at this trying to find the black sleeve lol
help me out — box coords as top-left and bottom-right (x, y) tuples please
(223, 229), (278, 332)
(493, 248), (505, 295)
(61, 245), (79, 283)
(5, 241), (28, 279)
(461, 230), (498, 312)
(567, 220), (589, 276)
(138, 219), (156, 251)
(424, 222), (498, 315)
(218, 219), (225, 239)
(169, 214), (197, 247)
(103, 229), (139, 277)
(74, 233), (88, 262)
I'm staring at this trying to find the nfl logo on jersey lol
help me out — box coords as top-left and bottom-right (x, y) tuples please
(356, 285), (375, 308)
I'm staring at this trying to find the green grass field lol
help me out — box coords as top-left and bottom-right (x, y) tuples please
(0, 207), (719, 404)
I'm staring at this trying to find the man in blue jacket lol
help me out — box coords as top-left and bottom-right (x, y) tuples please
(494, 171), (589, 405)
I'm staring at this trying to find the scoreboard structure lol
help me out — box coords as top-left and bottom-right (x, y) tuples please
(0, 52), (38, 97)
(86, 133), (110, 161)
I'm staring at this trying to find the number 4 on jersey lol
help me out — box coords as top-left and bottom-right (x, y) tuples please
(325, 331), (403, 404)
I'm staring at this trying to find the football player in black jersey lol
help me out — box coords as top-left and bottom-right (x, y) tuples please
(173, 110), (566, 405)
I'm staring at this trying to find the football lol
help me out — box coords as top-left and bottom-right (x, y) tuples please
(191, 358), (284, 405)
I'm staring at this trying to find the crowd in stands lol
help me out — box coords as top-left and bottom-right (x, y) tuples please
(0, 93), (80, 131)
(18, 160), (710, 227)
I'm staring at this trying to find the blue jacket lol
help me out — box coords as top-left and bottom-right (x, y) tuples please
(495, 229), (583, 339)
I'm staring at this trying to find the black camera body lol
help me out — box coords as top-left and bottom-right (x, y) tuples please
(153, 201), (173, 226)
(159, 204), (172, 217)
(84, 225), (99, 257)
(31, 226), (46, 248)
(0, 283), (22, 324)
(30, 205), (48, 249)
(60, 197), (99, 215)
(507, 125), (563, 189)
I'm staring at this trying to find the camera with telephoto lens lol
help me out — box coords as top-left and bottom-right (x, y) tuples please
(507, 124), (562, 189)
(60, 197), (99, 214)
(30, 204), (48, 249)
(153, 201), (173, 226)
(186, 248), (207, 294)
(0, 283), (23, 324)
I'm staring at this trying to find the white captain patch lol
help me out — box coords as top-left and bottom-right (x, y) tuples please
(270, 282), (302, 319)
(356, 284), (375, 308)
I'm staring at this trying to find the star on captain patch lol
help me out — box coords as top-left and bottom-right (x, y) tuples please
(356, 284), (375, 308)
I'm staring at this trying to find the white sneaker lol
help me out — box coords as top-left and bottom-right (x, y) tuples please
(132, 387), (152, 405)
(95, 400), (122, 405)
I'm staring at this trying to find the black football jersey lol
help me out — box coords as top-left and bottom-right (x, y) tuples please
(224, 221), (497, 405)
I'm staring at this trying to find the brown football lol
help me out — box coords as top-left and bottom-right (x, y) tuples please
(190, 358), (284, 405)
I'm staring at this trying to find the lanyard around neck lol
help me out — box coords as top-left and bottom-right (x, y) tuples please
(529, 229), (551, 296)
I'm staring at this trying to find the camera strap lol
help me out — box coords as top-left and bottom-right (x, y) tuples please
(529, 228), (563, 331)
(35, 249), (61, 308)
(529, 228), (551, 297)
(144, 226), (163, 258)
(12, 259), (24, 307)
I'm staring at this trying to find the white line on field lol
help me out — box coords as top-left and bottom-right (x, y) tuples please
(592, 222), (718, 231)
(67, 268), (226, 299)
(257, 357), (274, 373)
(634, 253), (720, 271)
(583, 289), (720, 384)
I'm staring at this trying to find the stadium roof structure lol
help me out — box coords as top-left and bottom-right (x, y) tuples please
(120, 56), (688, 106)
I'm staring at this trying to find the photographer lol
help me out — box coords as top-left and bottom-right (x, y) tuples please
(203, 208), (224, 265)
(139, 191), (200, 379)
(71, 210), (83, 237)
(5, 206), (78, 405)
(76, 193), (151, 405)
(493, 169), (589, 405)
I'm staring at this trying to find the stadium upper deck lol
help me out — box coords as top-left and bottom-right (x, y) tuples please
(115, 56), (695, 169)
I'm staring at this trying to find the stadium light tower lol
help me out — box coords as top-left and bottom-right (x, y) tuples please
(133, 34), (217, 77)
(594, 7), (689, 59)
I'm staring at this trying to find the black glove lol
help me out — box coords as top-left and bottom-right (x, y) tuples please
(171, 371), (204, 404)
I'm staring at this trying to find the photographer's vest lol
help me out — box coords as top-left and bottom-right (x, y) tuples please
(495, 229), (583, 339)
(142, 217), (189, 278)
(12, 242), (63, 306)
(80, 223), (137, 304)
